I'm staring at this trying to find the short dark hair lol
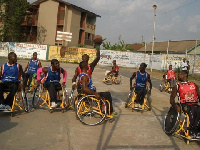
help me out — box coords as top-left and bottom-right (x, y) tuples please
(8, 52), (16, 58)
(79, 61), (87, 70)
(141, 63), (147, 68)
(181, 70), (188, 76)
(33, 52), (37, 55)
(51, 59), (59, 65)
(169, 65), (172, 67)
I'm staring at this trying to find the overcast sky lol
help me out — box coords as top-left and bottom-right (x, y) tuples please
(28, 0), (200, 44)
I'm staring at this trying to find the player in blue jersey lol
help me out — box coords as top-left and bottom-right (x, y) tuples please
(24, 52), (42, 89)
(0, 52), (23, 110)
(39, 59), (67, 108)
(127, 63), (152, 108)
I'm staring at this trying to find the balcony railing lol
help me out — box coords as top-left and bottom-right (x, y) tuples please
(86, 23), (95, 30)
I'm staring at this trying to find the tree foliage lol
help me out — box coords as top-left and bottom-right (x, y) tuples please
(0, 0), (29, 42)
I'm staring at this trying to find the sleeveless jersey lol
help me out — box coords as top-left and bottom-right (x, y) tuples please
(78, 73), (95, 91)
(42, 67), (61, 85)
(177, 82), (198, 105)
(112, 65), (119, 73)
(1, 63), (19, 82)
(166, 70), (175, 80)
(135, 71), (147, 90)
(77, 64), (92, 78)
(27, 60), (39, 74)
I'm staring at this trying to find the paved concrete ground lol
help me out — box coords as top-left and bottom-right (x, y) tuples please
(0, 59), (200, 150)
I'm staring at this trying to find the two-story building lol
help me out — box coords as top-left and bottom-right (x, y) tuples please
(22, 0), (100, 47)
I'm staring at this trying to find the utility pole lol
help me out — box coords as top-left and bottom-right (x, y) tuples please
(151, 5), (157, 72)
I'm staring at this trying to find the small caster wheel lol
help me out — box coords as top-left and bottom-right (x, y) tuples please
(186, 140), (190, 145)
(49, 109), (53, 113)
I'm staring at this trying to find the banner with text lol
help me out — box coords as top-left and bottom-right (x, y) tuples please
(0, 42), (9, 57)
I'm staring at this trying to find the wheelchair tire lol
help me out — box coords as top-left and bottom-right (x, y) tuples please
(76, 96), (107, 126)
(125, 92), (133, 108)
(146, 95), (152, 111)
(103, 80), (112, 85)
(21, 90), (29, 112)
(115, 75), (122, 84)
(32, 86), (42, 108)
(159, 83), (164, 92)
(164, 104), (180, 135)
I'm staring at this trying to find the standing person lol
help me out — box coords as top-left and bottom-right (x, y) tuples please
(181, 58), (188, 71)
(187, 60), (190, 74)
(0, 52), (23, 110)
(126, 63), (152, 108)
(170, 70), (200, 138)
(24, 52), (42, 89)
(72, 35), (102, 90)
(38, 59), (67, 108)
(164, 65), (176, 91)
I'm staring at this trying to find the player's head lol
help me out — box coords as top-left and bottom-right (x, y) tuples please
(113, 60), (116, 65)
(79, 61), (89, 71)
(169, 65), (172, 70)
(51, 59), (60, 69)
(139, 63), (147, 71)
(82, 54), (89, 63)
(8, 52), (17, 63)
(33, 52), (37, 60)
(178, 70), (188, 82)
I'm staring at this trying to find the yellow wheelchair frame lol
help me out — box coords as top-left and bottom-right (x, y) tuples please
(126, 90), (152, 112)
(159, 81), (171, 93)
(36, 84), (67, 113)
(164, 103), (200, 144)
(76, 94), (114, 126)
(103, 72), (121, 85)
(2, 85), (28, 116)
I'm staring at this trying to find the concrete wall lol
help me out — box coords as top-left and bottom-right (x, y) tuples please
(37, 0), (59, 45)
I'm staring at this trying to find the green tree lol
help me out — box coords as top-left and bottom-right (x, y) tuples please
(0, 0), (29, 42)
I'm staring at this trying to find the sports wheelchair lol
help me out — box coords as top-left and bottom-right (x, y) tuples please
(0, 84), (28, 117)
(33, 84), (67, 113)
(125, 88), (152, 112)
(103, 72), (122, 85)
(65, 88), (78, 111)
(164, 103), (200, 144)
(159, 76), (176, 93)
(76, 94), (115, 126)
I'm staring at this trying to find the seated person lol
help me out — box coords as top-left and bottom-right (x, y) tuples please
(164, 65), (176, 90)
(37, 59), (67, 108)
(170, 70), (200, 139)
(0, 52), (23, 110)
(78, 61), (116, 115)
(24, 52), (42, 89)
(126, 63), (152, 108)
(106, 60), (119, 77)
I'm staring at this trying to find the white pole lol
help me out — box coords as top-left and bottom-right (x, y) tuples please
(144, 41), (146, 62)
(151, 5), (157, 72)
(192, 40), (197, 74)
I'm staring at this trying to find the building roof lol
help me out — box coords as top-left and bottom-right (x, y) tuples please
(31, 0), (101, 17)
(126, 44), (144, 52)
(138, 40), (200, 54)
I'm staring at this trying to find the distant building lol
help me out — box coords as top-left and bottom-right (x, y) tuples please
(21, 0), (101, 47)
(138, 40), (200, 54)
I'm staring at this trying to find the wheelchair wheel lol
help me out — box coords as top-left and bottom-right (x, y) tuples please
(76, 96), (107, 126)
(159, 83), (164, 92)
(146, 95), (152, 111)
(32, 85), (42, 108)
(115, 75), (122, 84)
(164, 104), (181, 135)
(125, 92), (133, 108)
(21, 90), (29, 112)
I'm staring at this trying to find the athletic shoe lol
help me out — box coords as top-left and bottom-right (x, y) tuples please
(0, 104), (6, 109)
(5, 105), (11, 111)
(51, 102), (57, 108)
(134, 103), (139, 108)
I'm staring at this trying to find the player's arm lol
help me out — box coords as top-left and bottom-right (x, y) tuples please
(61, 67), (67, 87)
(130, 72), (136, 91)
(170, 85), (177, 106)
(38, 61), (42, 68)
(90, 45), (100, 71)
(194, 84), (200, 101)
(24, 61), (29, 72)
(0, 65), (2, 80)
(147, 73), (152, 91)
(72, 67), (78, 89)
(81, 75), (100, 98)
